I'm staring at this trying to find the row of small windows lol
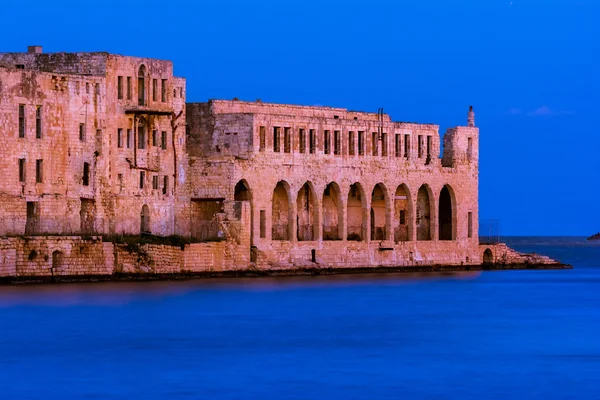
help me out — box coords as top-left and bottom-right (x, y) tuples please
(137, 171), (170, 194)
(259, 126), (434, 160)
(116, 129), (169, 150)
(117, 73), (183, 104)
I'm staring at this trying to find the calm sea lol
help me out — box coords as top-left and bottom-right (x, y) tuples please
(0, 237), (599, 399)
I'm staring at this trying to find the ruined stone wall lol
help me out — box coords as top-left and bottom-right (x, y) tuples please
(0, 52), (108, 76)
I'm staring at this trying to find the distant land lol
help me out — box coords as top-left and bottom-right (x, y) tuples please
(587, 233), (600, 241)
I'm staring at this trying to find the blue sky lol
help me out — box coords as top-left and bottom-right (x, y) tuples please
(1, 0), (598, 235)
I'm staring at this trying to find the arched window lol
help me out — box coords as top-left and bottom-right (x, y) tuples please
(483, 248), (494, 265)
(297, 182), (317, 241)
(138, 65), (146, 106)
(371, 184), (388, 241)
(417, 185), (432, 241)
(347, 183), (366, 241)
(439, 185), (456, 241)
(141, 204), (150, 233)
(272, 181), (291, 241)
(323, 182), (343, 240)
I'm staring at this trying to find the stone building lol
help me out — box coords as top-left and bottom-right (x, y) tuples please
(0, 46), (188, 237)
(186, 100), (481, 267)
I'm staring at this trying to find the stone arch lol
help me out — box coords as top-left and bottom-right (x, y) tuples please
(347, 182), (367, 241)
(439, 185), (457, 241)
(370, 183), (389, 241)
(234, 179), (254, 245)
(272, 181), (292, 241)
(297, 181), (318, 241)
(394, 184), (412, 242)
(140, 204), (150, 233)
(483, 248), (494, 265)
(323, 182), (343, 240)
(51, 250), (63, 271)
(416, 185), (432, 241)
(138, 64), (146, 106)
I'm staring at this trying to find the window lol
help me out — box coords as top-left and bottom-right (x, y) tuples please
(260, 210), (266, 238)
(381, 132), (387, 156)
(18, 104), (25, 138)
(138, 126), (146, 149)
(127, 129), (132, 148)
(18, 159), (25, 182)
(309, 129), (316, 154)
(334, 130), (340, 155)
(324, 130), (330, 154)
(426, 135), (432, 164)
(273, 127), (281, 152)
(35, 159), (43, 183)
(138, 65), (146, 106)
(152, 79), (157, 102)
(467, 137), (473, 160)
(117, 76), (123, 99)
(358, 131), (365, 155)
(83, 162), (90, 186)
(161, 79), (167, 102)
(418, 135), (424, 158)
(79, 123), (86, 142)
(139, 171), (145, 189)
(348, 131), (355, 156)
(126, 77), (132, 99)
(117, 129), (123, 148)
(161, 131), (167, 150)
(95, 83), (100, 96)
(468, 212), (473, 238)
(152, 130), (157, 147)
(16, 64), (24, 69)
(35, 106), (42, 138)
(400, 210), (406, 225)
(179, 87), (183, 98)
(152, 175), (159, 190)
(299, 129), (306, 153)
(163, 176), (169, 195)
(395, 134), (401, 157)
(404, 134), (410, 158)
(86, 82), (90, 94)
(259, 126), (266, 152)
(284, 127), (291, 153)
(372, 132), (378, 156)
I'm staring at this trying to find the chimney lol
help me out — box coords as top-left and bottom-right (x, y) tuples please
(27, 46), (43, 54)
(467, 105), (475, 127)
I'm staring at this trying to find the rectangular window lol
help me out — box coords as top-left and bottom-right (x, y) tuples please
(259, 126), (266, 152)
(139, 171), (145, 189)
(400, 210), (406, 225)
(334, 130), (340, 155)
(86, 82), (90, 94)
(83, 162), (90, 186)
(426, 135), (432, 164)
(324, 130), (330, 154)
(309, 129), (316, 154)
(161, 131), (167, 150)
(117, 129), (123, 148)
(395, 134), (401, 157)
(79, 123), (86, 142)
(163, 176), (169, 195)
(372, 132), (378, 156)
(468, 212), (473, 238)
(152, 79), (157, 102)
(161, 79), (167, 102)
(299, 129), (306, 153)
(95, 83), (100, 96)
(152, 130), (158, 147)
(273, 127), (280, 152)
(126, 77), (132, 99)
(127, 129), (132, 148)
(35, 159), (43, 183)
(18, 104), (25, 138)
(260, 210), (266, 238)
(138, 126), (146, 149)
(381, 132), (387, 157)
(117, 76), (123, 99)
(284, 127), (291, 153)
(18, 159), (26, 182)
(418, 135), (424, 158)
(467, 137), (473, 160)
(358, 131), (365, 155)
(35, 106), (42, 139)
(404, 134), (410, 158)
(348, 131), (355, 156)
(152, 175), (159, 190)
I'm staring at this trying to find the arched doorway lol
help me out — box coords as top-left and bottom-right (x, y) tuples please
(371, 184), (387, 241)
(394, 184), (411, 242)
(297, 182), (317, 241)
(52, 250), (63, 271)
(323, 182), (342, 240)
(439, 185), (455, 240)
(140, 204), (150, 233)
(138, 65), (146, 106)
(234, 180), (254, 245)
(483, 248), (494, 265)
(347, 183), (365, 241)
(416, 185), (431, 241)
(272, 181), (291, 241)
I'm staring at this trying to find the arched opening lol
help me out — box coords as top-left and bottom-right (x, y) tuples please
(140, 204), (150, 233)
(234, 180), (254, 245)
(323, 182), (342, 240)
(483, 248), (494, 265)
(371, 184), (387, 241)
(439, 185), (455, 240)
(297, 182), (317, 241)
(347, 183), (365, 241)
(51, 250), (63, 271)
(138, 65), (146, 106)
(394, 184), (411, 242)
(416, 185), (432, 241)
(272, 181), (291, 241)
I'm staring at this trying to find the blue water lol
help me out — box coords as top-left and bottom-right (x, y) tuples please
(1, 237), (599, 399)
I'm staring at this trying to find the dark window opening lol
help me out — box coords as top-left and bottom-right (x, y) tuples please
(273, 127), (280, 152)
(284, 127), (291, 153)
(152, 79), (157, 102)
(152, 175), (159, 190)
(163, 176), (169, 195)
(426, 135), (432, 164)
(138, 125), (146, 149)
(309, 129), (316, 154)
(395, 134), (401, 157)
(79, 123), (86, 142)
(358, 131), (365, 155)
(83, 162), (90, 186)
(18, 158), (26, 182)
(161, 79), (167, 102)
(35, 159), (43, 183)
(259, 126), (266, 152)
(334, 130), (340, 155)
(117, 129), (123, 148)
(299, 129), (306, 153)
(404, 134), (410, 158)
(127, 129), (132, 148)
(467, 137), (473, 160)
(138, 65), (146, 106)
(260, 210), (266, 238)
(349, 131), (355, 156)
(400, 210), (406, 225)
(152, 130), (157, 147)
(126, 77), (132, 99)
(324, 130), (330, 154)
(468, 212), (473, 238)
(418, 135), (424, 158)
(18, 104), (25, 138)
(372, 132), (378, 156)
(117, 76), (123, 99)
(161, 131), (167, 150)
(139, 171), (145, 189)
(381, 132), (387, 156)
(35, 106), (42, 138)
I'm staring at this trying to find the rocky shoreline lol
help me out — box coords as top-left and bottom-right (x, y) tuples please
(587, 233), (600, 241)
